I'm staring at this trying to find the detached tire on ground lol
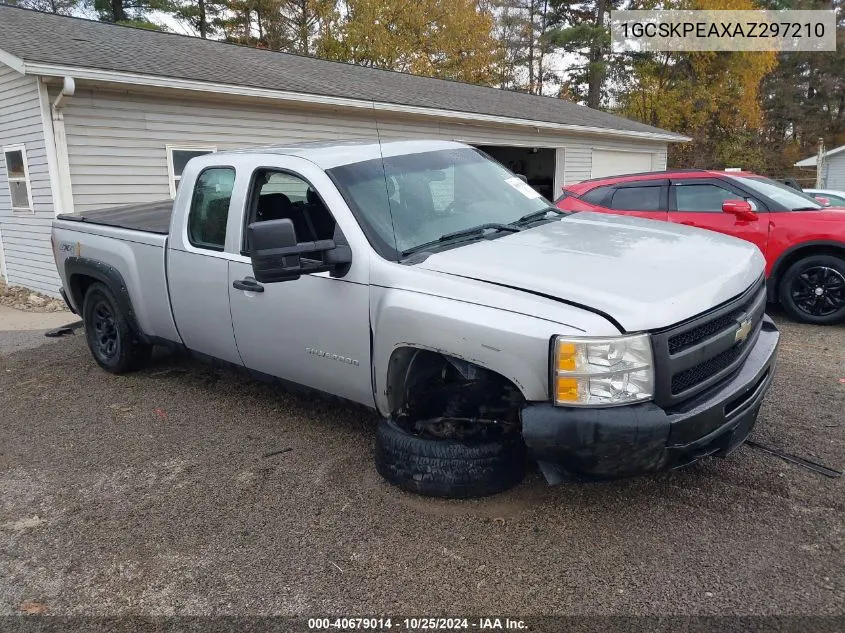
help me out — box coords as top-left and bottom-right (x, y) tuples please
(778, 254), (845, 325)
(82, 282), (152, 374)
(374, 419), (526, 498)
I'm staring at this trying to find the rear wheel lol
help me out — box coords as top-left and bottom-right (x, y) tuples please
(778, 255), (845, 324)
(82, 282), (151, 373)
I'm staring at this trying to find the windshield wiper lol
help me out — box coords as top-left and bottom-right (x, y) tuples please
(791, 206), (822, 211)
(401, 223), (521, 257)
(439, 223), (522, 241)
(509, 206), (564, 227)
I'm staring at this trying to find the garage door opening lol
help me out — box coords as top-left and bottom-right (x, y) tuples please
(476, 146), (556, 200)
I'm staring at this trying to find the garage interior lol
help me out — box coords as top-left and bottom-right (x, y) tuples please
(476, 145), (556, 200)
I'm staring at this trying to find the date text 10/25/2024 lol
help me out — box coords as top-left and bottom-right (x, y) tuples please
(307, 618), (528, 630)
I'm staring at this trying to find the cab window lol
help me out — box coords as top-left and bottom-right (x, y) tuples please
(187, 167), (235, 251)
(244, 169), (337, 253)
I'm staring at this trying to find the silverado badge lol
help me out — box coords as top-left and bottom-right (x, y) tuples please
(735, 317), (752, 344)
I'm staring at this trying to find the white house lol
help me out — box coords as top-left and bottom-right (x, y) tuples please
(0, 5), (687, 295)
(795, 145), (845, 191)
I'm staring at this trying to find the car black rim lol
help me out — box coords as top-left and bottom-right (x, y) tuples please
(91, 299), (119, 359)
(790, 266), (845, 317)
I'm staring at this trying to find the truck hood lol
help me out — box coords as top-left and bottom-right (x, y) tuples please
(416, 212), (765, 332)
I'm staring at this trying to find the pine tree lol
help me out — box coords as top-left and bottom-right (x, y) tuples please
(485, 0), (557, 94)
(93, 0), (174, 28)
(546, 0), (618, 108)
(174, 0), (228, 37)
(760, 0), (845, 166)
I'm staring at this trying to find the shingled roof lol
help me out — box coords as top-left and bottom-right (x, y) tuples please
(0, 5), (686, 141)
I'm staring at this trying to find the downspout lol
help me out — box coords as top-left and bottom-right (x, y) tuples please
(50, 76), (76, 215)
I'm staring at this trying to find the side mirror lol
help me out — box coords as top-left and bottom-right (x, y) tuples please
(247, 219), (352, 283)
(722, 199), (757, 221)
(814, 196), (831, 207)
(248, 219), (301, 283)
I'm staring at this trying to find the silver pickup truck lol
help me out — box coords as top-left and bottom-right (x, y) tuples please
(52, 140), (780, 498)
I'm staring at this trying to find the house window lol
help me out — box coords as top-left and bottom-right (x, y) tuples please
(166, 146), (216, 198)
(3, 144), (33, 212)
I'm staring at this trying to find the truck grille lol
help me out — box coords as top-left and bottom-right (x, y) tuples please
(671, 341), (747, 395)
(668, 311), (746, 355)
(652, 277), (766, 407)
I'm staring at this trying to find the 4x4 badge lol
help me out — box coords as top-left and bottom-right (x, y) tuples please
(735, 317), (752, 343)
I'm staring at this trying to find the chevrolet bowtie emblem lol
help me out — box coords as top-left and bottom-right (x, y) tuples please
(735, 318), (752, 343)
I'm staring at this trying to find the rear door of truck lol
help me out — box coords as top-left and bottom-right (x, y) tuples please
(166, 164), (243, 365)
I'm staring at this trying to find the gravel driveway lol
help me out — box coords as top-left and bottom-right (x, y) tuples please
(1, 312), (843, 619)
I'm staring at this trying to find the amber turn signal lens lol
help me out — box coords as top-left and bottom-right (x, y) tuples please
(555, 377), (580, 402)
(556, 342), (577, 371)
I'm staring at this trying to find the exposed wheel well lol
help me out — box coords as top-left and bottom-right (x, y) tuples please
(385, 347), (526, 424)
(770, 243), (845, 301)
(67, 273), (98, 311)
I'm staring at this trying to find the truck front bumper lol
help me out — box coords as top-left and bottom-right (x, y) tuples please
(521, 317), (780, 483)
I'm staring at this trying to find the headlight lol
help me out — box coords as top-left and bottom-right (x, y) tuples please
(551, 334), (654, 407)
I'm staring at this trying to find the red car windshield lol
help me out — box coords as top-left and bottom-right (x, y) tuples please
(730, 176), (824, 211)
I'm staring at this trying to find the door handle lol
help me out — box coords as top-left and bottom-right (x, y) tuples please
(233, 278), (264, 293)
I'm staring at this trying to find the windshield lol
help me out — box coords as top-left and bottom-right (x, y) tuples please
(732, 176), (823, 211)
(327, 148), (555, 257)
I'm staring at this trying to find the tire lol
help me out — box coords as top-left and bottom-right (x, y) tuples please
(778, 255), (845, 325)
(82, 282), (151, 374)
(374, 419), (526, 498)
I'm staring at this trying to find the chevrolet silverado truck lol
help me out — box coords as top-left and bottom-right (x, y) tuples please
(51, 140), (780, 498)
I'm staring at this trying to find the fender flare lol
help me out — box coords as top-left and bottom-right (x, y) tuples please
(767, 240), (845, 301)
(64, 256), (149, 344)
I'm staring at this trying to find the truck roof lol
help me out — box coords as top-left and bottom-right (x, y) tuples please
(212, 139), (467, 169)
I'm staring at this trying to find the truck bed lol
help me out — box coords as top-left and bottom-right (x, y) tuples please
(57, 200), (172, 234)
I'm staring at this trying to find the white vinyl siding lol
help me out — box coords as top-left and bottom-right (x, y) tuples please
(58, 87), (669, 213)
(0, 64), (58, 294)
(824, 153), (845, 190)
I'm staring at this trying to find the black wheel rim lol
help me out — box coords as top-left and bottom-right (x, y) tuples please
(91, 299), (119, 360)
(790, 266), (845, 317)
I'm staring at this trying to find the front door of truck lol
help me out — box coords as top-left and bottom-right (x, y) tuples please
(227, 164), (374, 407)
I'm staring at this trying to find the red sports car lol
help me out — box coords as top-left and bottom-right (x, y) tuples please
(556, 170), (845, 324)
